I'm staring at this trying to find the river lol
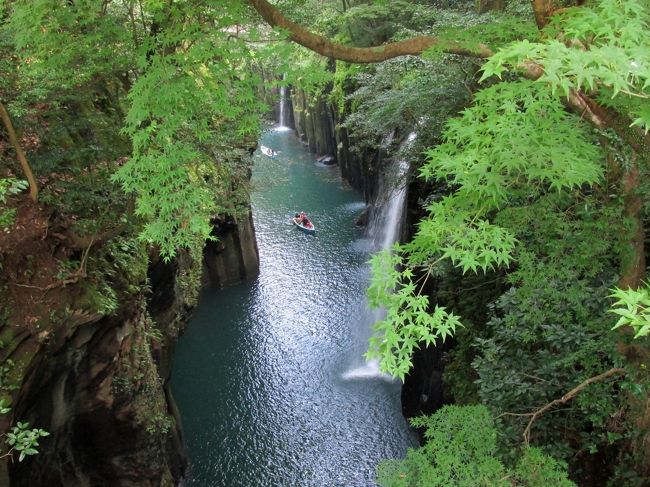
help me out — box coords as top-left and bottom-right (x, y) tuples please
(171, 127), (416, 486)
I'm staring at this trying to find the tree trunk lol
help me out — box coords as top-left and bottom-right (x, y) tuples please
(0, 100), (38, 202)
(613, 152), (650, 475)
(618, 160), (645, 291)
(531, 0), (554, 29)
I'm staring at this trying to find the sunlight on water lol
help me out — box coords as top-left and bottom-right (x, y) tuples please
(171, 129), (416, 487)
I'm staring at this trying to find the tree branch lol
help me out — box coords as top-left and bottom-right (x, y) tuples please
(247, 1), (650, 155)
(247, 0), (494, 62)
(501, 367), (627, 445)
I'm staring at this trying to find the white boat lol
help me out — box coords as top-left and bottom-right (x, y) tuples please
(292, 216), (316, 234)
(260, 145), (277, 158)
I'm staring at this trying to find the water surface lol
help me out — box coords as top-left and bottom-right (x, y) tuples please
(171, 128), (416, 486)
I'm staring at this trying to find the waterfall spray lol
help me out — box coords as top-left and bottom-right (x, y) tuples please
(342, 132), (417, 381)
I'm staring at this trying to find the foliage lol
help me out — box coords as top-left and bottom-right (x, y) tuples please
(376, 404), (575, 487)
(329, 60), (366, 116)
(338, 1), (438, 47)
(0, 400), (49, 463)
(421, 80), (602, 208)
(610, 284), (650, 338)
(40, 162), (129, 237)
(86, 235), (149, 311)
(175, 238), (205, 308)
(473, 282), (623, 464)
(425, 8), (537, 57)
(342, 55), (472, 160)
(367, 78), (603, 378)
(444, 187), (635, 472)
(5, 0), (132, 110)
(274, 43), (335, 97)
(3, 421), (50, 462)
(113, 1), (265, 258)
(0, 359), (19, 393)
(0, 177), (27, 229)
(482, 0), (650, 131)
(513, 447), (577, 487)
(3, 0), (264, 258)
(367, 250), (462, 380)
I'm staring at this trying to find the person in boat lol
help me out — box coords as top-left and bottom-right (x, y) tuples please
(295, 211), (312, 228)
(300, 212), (312, 228)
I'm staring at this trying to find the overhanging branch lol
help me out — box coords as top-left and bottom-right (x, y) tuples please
(247, 0), (650, 154)
(247, 0), (493, 62)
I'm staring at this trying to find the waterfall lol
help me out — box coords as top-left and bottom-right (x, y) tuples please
(276, 80), (290, 132)
(369, 132), (416, 250)
(279, 85), (287, 127)
(342, 132), (417, 381)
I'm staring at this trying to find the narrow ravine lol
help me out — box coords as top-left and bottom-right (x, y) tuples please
(171, 128), (416, 486)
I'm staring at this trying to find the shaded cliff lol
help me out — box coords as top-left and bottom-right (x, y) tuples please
(0, 195), (259, 486)
(0, 195), (191, 486)
(7, 299), (185, 487)
(290, 86), (377, 199)
(203, 211), (259, 289)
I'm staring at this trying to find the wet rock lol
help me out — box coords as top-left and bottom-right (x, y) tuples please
(356, 206), (371, 227)
(316, 155), (336, 165)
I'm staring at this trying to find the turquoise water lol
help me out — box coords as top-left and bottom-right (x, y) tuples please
(171, 128), (416, 486)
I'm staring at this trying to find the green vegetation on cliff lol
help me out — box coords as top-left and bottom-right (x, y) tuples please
(1, 0), (648, 485)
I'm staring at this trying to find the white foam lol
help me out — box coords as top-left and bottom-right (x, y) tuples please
(341, 359), (394, 382)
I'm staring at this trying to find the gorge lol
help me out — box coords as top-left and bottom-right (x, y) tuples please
(1, 1), (648, 486)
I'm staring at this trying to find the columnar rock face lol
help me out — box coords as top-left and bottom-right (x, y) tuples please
(1, 229), (192, 486)
(8, 303), (186, 487)
(291, 90), (337, 161)
(203, 210), (260, 288)
(290, 87), (374, 198)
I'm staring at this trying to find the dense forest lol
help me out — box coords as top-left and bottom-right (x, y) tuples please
(0, 0), (648, 486)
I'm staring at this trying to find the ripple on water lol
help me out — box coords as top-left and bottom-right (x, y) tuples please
(172, 129), (416, 487)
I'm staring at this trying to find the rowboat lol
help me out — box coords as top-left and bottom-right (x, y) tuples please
(260, 145), (277, 158)
(293, 217), (316, 234)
